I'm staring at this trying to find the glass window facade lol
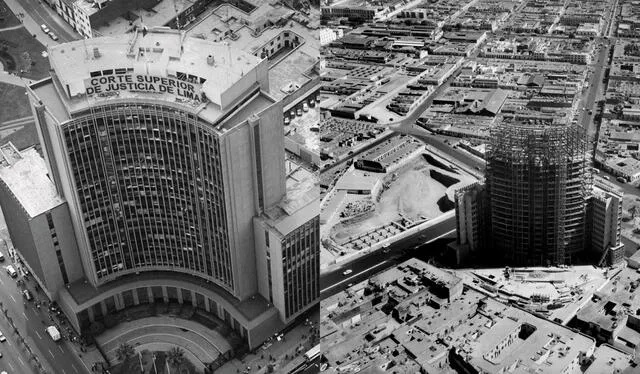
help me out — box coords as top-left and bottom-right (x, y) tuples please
(282, 216), (319, 319)
(63, 103), (234, 291)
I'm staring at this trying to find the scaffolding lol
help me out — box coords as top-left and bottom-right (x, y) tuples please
(486, 120), (591, 266)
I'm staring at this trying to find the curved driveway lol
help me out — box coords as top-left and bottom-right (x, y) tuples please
(98, 316), (233, 367)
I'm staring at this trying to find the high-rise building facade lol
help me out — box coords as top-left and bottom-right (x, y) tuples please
(486, 122), (591, 265)
(453, 120), (623, 267)
(1, 28), (318, 349)
(450, 182), (489, 264)
(589, 182), (624, 265)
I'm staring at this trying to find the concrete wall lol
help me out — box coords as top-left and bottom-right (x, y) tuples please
(221, 59), (270, 110)
(49, 203), (84, 284)
(222, 123), (259, 300)
(256, 101), (286, 210)
(252, 219), (272, 303)
(0, 182), (43, 280)
(29, 214), (65, 295)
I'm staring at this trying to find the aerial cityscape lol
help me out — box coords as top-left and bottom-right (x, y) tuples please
(0, 0), (639, 372)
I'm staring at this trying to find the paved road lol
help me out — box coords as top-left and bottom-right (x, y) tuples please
(4, 0), (78, 46)
(321, 63), (464, 176)
(0, 293), (34, 374)
(577, 39), (612, 142)
(0, 252), (89, 374)
(320, 215), (456, 299)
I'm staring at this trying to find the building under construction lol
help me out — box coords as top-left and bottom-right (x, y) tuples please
(485, 121), (592, 266)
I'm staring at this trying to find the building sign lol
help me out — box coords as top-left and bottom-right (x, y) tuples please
(85, 74), (204, 102)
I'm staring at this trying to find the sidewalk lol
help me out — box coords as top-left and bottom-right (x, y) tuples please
(216, 317), (319, 374)
(2, 0), (76, 47)
(0, 71), (30, 86)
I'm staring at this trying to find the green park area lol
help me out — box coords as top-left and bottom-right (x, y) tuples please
(0, 0), (20, 29)
(0, 82), (29, 123)
(0, 27), (50, 80)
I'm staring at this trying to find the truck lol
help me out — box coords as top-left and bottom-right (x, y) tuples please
(46, 326), (61, 342)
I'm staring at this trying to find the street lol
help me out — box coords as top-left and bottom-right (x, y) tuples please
(3, 0), (79, 45)
(0, 248), (89, 374)
(320, 215), (456, 299)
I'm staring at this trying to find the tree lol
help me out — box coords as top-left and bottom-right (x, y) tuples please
(115, 342), (135, 363)
(167, 347), (186, 370)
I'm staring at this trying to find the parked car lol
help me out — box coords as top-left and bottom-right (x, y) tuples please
(22, 289), (32, 301)
(40, 24), (50, 33)
(0, 332), (5, 342)
(5, 265), (16, 278)
(48, 32), (58, 41)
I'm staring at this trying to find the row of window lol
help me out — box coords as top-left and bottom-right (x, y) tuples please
(64, 104), (233, 289)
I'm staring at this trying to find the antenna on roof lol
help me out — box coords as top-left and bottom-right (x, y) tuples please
(82, 36), (90, 60)
(172, 0), (180, 31)
(138, 0), (147, 34)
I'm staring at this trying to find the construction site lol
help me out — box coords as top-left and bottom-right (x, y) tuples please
(486, 121), (592, 266)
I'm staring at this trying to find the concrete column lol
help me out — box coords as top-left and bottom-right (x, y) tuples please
(100, 300), (107, 316)
(132, 288), (140, 305)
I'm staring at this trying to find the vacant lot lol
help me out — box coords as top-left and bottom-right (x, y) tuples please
(330, 156), (449, 243)
(0, 27), (50, 79)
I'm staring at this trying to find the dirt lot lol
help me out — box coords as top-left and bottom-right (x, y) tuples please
(330, 156), (450, 243)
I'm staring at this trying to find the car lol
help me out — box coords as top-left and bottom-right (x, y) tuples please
(40, 24), (49, 33)
(48, 32), (58, 41)
(22, 289), (32, 301)
(343, 269), (353, 276)
(0, 253), (4, 262)
(0, 332), (5, 342)
(5, 265), (16, 278)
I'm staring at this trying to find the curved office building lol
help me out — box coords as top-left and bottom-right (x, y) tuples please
(12, 28), (319, 349)
(63, 103), (233, 289)
(486, 122), (590, 265)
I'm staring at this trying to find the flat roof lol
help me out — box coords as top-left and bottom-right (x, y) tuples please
(0, 145), (65, 218)
(585, 345), (633, 374)
(262, 156), (319, 235)
(94, 0), (195, 36)
(43, 28), (266, 125)
(185, 1), (318, 100)
(66, 270), (272, 321)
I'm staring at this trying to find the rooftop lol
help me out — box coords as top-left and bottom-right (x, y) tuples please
(65, 270), (273, 321)
(262, 155), (319, 236)
(585, 344), (634, 374)
(0, 144), (65, 218)
(42, 28), (267, 127)
(321, 258), (597, 373)
(94, 0), (195, 36)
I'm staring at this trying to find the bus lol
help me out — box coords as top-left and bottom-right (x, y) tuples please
(305, 344), (320, 362)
